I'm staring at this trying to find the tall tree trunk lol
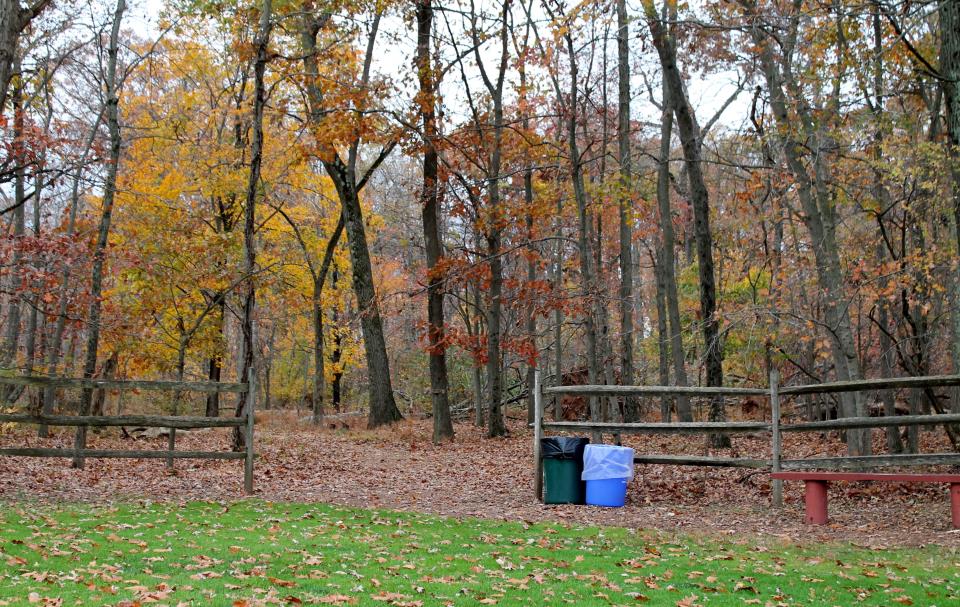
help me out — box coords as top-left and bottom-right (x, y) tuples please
(331, 271), (344, 413)
(232, 0), (271, 450)
(596, 36), (615, 427)
(868, 7), (901, 453)
(552, 25), (601, 440)
(471, 284), (485, 427)
(417, 0), (453, 443)
(485, 212), (506, 437)
(942, 1), (960, 424)
(552, 195), (563, 421)
(311, 280), (324, 421)
(656, 73), (691, 422)
(475, 0), (511, 439)
(299, 6), (402, 428)
(73, 0), (126, 468)
(645, 1), (718, 433)
(653, 251), (671, 421)
(616, 0), (638, 422)
(22, 128), (43, 403)
(517, 21), (538, 427)
(944, 0), (960, 220)
(524, 210), (537, 425)
(331, 171), (403, 427)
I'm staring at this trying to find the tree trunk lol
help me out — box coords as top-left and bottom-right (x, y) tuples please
(616, 0), (638, 422)
(942, 0), (960, 425)
(552, 195), (563, 422)
(485, 223), (506, 437)
(417, 0), (453, 443)
(263, 353), (272, 411)
(232, 0), (271, 451)
(479, 1), (511, 440)
(329, 171), (403, 427)
(330, 281), (343, 413)
(646, 1), (721, 436)
(517, 23), (538, 428)
(524, 211), (537, 425)
(311, 282), (324, 422)
(656, 73), (691, 422)
(472, 285), (485, 427)
(654, 251), (671, 421)
(91, 351), (118, 418)
(876, 258), (903, 453)
(557, 27), (601, 441)
(73, 0), (125, 469)
(298, 6), (402, 429)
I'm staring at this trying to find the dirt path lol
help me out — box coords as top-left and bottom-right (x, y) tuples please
(1, 414), (957, 548)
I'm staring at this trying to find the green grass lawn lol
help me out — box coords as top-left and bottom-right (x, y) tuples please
(0, 501), (956, 606)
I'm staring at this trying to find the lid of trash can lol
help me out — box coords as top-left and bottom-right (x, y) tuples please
(582, 444), (635, 481)
(540, 437), (589, 459)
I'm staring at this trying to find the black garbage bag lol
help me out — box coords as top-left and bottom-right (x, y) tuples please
(541, 437), (589, 460)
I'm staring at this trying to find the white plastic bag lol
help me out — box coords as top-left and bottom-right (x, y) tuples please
(581, 444), (635, 481)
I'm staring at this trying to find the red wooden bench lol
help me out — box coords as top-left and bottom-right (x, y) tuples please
(771, 472), (960, 528)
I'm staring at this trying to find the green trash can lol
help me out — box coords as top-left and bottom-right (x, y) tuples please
(541, 437), (589, 504)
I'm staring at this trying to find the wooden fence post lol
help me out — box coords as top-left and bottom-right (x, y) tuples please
(533, 368), (543, 502)
(770, 369), (783, 508)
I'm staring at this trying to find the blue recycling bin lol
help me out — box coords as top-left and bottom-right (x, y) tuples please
(581, 444), (635, 507)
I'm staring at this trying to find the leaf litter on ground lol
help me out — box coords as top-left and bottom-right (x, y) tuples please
(1, 414), (957, 548)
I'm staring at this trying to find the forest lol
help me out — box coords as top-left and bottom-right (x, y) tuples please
(1, 0), (959, 456)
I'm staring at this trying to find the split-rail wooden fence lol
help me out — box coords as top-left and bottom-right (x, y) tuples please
(533, 371), (960, 504)
(0, 371), (256, 494)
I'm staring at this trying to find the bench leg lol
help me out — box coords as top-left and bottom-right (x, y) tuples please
(804, 480), (829, 525)
(951, 483), (960, 530)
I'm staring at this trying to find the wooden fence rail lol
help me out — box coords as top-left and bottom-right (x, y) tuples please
(0, 375), (246, 393)
(0, 413), (245, 428)
(0, 373), (256, 494)
(542, 420), (772, 435)
(533, 369), (960, 504)
(542, 384), (768, 397)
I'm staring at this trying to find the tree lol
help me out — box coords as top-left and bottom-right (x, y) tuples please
(274, 206), (344, 424)
(416, 0), (453, 443)
(942, 1), (960, 414)
(643, 0), (726, 443)
(738, 0), (869, 454)
(74, 0), (126, 468)
(232, 0), (272, 450)
(616, 0), (638, 421)
(298, 2), (403, 428)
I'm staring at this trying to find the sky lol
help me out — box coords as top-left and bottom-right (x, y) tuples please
(125, 0), (751, 139)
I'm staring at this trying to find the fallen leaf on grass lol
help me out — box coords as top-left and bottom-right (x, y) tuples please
(316, 595), (356, 605)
